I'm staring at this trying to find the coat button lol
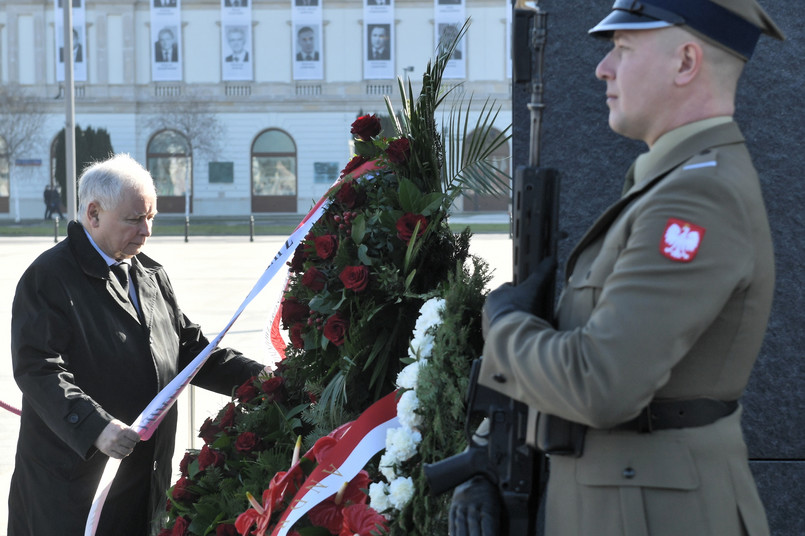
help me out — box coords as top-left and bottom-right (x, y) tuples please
(492, 373), (507, 383)
(67, 413), (79, 424)
(622, 467), (636, 479)
(153, 461), (158, 471)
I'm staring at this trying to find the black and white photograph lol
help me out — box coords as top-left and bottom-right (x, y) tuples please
(295, 25), (320, 62)
(154, 26), (178, 62)
(224, 26), (250, 62)
(366, 23), (390, 61)
(153, 0), (177, 7)
(225, 0), (248, 6)
(58, 27), (83, 63)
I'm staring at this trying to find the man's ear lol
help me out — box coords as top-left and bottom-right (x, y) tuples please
(676, 41), (703, 86)
(86, 202), (101, 228)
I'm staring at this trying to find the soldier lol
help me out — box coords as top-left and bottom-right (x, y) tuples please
(450, 1), (785, 535)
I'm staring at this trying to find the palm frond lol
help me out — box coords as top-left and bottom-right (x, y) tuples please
(441, 95), (512, 199)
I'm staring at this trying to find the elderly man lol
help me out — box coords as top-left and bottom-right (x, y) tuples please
(9, 154), (265, 535)
(451, 1), (785, 535)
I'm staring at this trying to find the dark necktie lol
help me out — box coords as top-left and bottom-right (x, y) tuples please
(111, 262), (130, 294)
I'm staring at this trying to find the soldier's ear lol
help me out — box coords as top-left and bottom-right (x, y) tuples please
(676, 41), (703, 86)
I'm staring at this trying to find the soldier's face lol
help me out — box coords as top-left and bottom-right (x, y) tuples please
(595, 29), (681, 146)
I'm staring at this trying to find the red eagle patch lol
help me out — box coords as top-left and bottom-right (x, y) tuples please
(660, 218), (706, 262)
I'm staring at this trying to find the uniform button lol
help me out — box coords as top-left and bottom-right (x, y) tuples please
(622, 467), (636, 479)
(492, 373), (507, 384)
(153, 461), (158, 471)
(67, 413), (79, 424)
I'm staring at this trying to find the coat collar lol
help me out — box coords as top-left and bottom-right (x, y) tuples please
(565, 120), (745, 279)
(67, 220), (162, 326)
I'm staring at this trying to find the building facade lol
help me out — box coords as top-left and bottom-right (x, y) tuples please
(0, 0), (513, 221)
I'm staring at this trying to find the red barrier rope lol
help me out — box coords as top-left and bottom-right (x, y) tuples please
(1, 399), (21, 416)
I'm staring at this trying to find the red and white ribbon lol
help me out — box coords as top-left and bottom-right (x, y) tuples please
(271, 390), (399, 536)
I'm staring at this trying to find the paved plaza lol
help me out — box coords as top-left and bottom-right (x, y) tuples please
(0, 231), (512, 535)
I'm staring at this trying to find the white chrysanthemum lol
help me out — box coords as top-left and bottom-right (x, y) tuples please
(396, 360), (426, 390)
(415, 298), (445, 333)
(408, 332), (435, 361)
(388, 476), (416, 510)
(379, 451), (398, 481)
(397, 389), (422, 429)
(385, 426), (422, 463)
(368, 481), (392, 514)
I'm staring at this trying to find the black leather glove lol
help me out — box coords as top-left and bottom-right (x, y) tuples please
(448, 475), (501, 536)
(484, 256), (557, 326)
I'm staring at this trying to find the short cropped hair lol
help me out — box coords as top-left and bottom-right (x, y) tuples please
(78, 154), (157, 221)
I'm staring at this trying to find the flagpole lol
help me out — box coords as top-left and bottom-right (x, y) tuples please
(63, 0), (77, 221)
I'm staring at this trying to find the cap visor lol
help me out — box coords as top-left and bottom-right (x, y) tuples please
(589, 10), (673, 37)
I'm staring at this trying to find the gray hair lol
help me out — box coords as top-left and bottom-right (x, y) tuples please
(78, 154), (157, 224)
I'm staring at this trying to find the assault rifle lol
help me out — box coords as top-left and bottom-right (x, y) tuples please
(423, 5), (559, 535)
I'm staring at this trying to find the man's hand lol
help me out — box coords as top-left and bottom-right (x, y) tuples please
(484, 256), (557, 326)
(94, 419), (140, 459)
(449, 475), (501, 536)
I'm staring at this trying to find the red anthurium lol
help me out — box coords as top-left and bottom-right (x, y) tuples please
(339, 504), (389, 536)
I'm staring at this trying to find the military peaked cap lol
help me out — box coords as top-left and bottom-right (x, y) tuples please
(589, 0), (785, 59)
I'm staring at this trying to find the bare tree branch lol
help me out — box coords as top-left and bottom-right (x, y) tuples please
(144, 88), (226, 160)
(0, 84), (47, 164)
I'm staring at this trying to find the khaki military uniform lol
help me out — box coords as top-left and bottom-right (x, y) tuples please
(480, 118), (774, 535)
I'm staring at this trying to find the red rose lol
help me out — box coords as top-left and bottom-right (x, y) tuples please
(281, 297), (309, 328)
(396, 212), (428, 243)
(235, 431), (259, 454)
(178, 451), (196, 477)
(287, 243), (307, 273)
(215, 524), (238, 536)
(235, 377), (259, 403)
(314, 234), (339, 260)
(323, 313), (349, 347)
(385, 137), (411, 164)
(340, 155), (367, 178)
(340, 504), (389, 536)
(171, 477), (197, 503)
(198, 418), (220, 445)
(339, 265), (370, 292)
(290, 322), (305, 349)
(197, 444), (225, 471)
(219, 402), (236, 430)
(350, 114), (382, 141)
(334, 180), (365, 209)
(261, 376), (287, 403)
(302, 266), (327, 291)
(171, 516), (190, 536)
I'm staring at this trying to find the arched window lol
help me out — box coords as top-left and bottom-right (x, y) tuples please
(251, 129), (297, 213)
(0, 136), (9, 213)
(463, 127), (510, 212)
(147, 129), (192, 213)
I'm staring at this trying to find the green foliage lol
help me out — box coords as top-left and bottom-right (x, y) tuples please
(53, 125), (115, 203)
(386, 257), (491, 535)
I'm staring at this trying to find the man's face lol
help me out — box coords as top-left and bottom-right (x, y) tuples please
(371, 27), (387, 49)
(229, 31), (245, 54)
(159, 31), (174, 49)
(595, 29), (679, 145)
(299, 30), (315, 53)
(88, 186), (157, 260)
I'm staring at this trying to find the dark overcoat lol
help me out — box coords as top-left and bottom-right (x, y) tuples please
(9, 221), (264, 536)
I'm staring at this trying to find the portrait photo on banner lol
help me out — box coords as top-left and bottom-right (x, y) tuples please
(366, 23), (391, 61)
(295, 24), (321, 62)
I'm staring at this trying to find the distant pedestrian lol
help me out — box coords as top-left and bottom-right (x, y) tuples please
(43, 186), (53, 220)
(49, 187), (65, 220)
